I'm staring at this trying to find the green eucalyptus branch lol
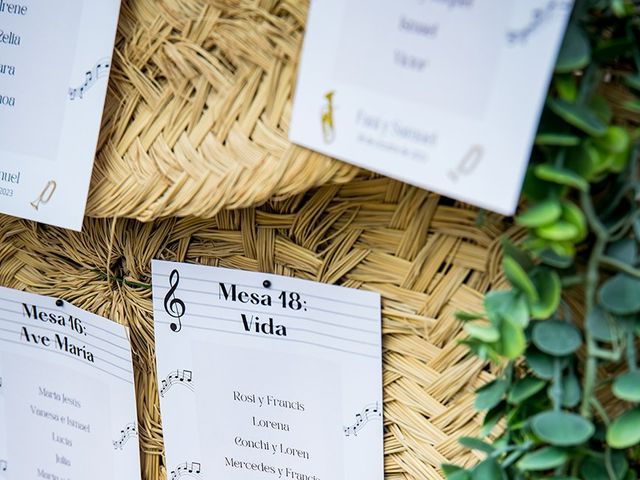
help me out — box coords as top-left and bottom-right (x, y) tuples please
(580, 190), (609, 419)
(446, 2), (640, 479)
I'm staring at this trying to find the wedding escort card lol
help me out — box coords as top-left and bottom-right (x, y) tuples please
(0, 286), (141, 479)
(0, 0), (121, 230)
(290, 0), (573, 215)
(152, 260), (383, 480)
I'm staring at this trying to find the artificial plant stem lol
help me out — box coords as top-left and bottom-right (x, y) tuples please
(561, 274), (585, 287)
(579, 190), (609, 419)
(626, 329), (637, 372)
(551, 358), (564, 411)
(600, 255), (640, 278)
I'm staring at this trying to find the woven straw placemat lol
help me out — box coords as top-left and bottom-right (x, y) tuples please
(0, 175), (513, 480)
(88, 0), (358, 221)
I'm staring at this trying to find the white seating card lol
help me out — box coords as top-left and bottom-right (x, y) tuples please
(0, 0), (121, 230)
(290, 0), (573, 215)
(0, 286), (141, 479)
(152, 260), (383, 480)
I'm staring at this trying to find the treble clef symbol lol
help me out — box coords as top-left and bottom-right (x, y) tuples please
(164, 269), (185, 332)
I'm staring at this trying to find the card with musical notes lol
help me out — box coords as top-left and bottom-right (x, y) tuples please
(290, 0), (573, 215)
(0, 286), (141, 479)
(152, 260), (384, 480)
(0, 0), (121, 230)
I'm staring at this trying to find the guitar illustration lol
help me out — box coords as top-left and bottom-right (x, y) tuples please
(112, 422), (138, 450)
(344, 402), (382, 437)
(321, 91), (336, 143)
(160, 369), (194, 397)
(68, 57), (111, 100)
(170, 461), (202, 480)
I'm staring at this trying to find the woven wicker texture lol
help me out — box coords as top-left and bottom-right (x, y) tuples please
(88, 0), (358, 221)
(0, 175), (511, 480)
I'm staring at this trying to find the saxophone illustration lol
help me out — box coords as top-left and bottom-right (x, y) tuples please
(321, 91), (336, 143)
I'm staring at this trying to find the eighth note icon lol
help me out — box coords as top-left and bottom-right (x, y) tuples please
(160, 369), (194, 398)
(164, 269), (185, 332)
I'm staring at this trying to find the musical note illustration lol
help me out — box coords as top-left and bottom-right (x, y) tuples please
(447, 145), (484, 183)
(170, 461), (202, 480)
(30, 180), (57, 210)
(112, 422), (138, 450)
(321, 90), (336, 143)
(68, 57), (111, 100)
(0, 459), (6, 472)
(506, 1), (572, 45)
(160, 369), (194, 397)
(343, 402), (382, 437)
(164, 269), (186, 332)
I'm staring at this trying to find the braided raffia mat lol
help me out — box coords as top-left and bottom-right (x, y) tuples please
(0, 176), (512, 479)
(88, 0), (358, 221)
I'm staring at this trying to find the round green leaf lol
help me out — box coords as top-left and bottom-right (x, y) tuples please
(499, 316), (526, 359)
(508, 377), (547, 404)
(580, 450), (628, 479)
(458, 436), (495, 454)
(442, 464), (470, 480)
(447, 471), (470, 480)
(547, 98), (607, 137)
(532, 320), (582, 356)
(555, 73), (577, 101)
(548, 371), (581, 408)
(475, 379), (508, 410)
(531, 411), (595, 446)
(548, 240), (577, 259)
(501, 238), (535, 270)
(607, 408), (640, 448)
(607, 238), (638, 265)
(522, 165), (566, 202)
(609, 149), (630, 173)
(560, 201), (587, 243)
(456, 311), (485, 322)
(517, 446), (568, 471)
(535, 221), (580, 241)
(555, 24), (591, 73)
(526, 348), (556, 379)
(587, 306), (619, 342)
(538, 248), (574, 268)
(471, 458), (505, 480)
(464, 323), (500, 342)
(560, 371), (581, 408)
(481, 402), (505, 437)
(503, 256), (538, 302)
(534, 164), (589, 192)
(535, 132), (581, 146)
(516, 200), (562, 227)
(599, 274), (640, 315)
(484, 290), (529, 328)
(529, 269), (562, 319)
(613, 371), (640, 402)
(594, 126), (631, 154)
(566, 141), (603, 181)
